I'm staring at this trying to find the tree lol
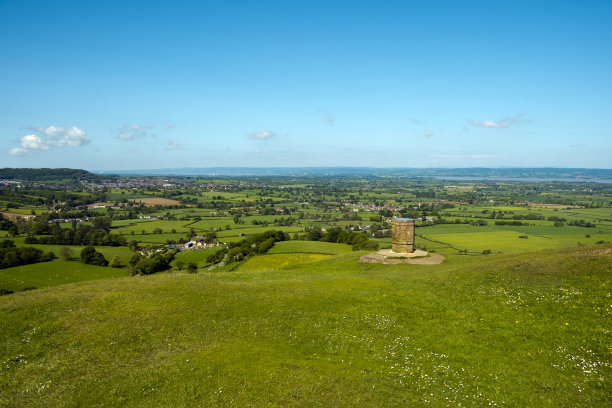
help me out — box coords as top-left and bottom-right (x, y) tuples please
(92, 216), (112, 232)
(80, 246), (108, 266)
(187, 262), (198, 274)
(110, 256), (122, 268)
(59, 247), (73, 260)
(175, 260), (185, 270)
(128, 254), (141, 266)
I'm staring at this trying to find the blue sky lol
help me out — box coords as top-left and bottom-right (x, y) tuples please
(1, 0), (611, 170)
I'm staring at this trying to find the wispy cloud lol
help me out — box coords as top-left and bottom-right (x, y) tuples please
(163, 121), (175, 129)
(248, 130), (275, 140)
(317, 110), (335, 126)
(118, 123), (154, 140)
(166, 141), (180, 150)
(468, 114), (523, 129)
(428, 154), (500, 159)
(412, 119), (426, 126)
(8, 126), (90, 155)
(570, 143), (583, 148)
(425, 129), (433, 137)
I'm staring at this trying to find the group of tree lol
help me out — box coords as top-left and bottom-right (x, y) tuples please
(0, 239), (54, 269)
(303, 227), (379, 250)
(80, 246), (109, 266)
(207, 230), (289, 265)
(568, 219), (596, 228)
(0, 213), (18, 236)
(20, 216), (126, 247)
(127, 248), (177, 275)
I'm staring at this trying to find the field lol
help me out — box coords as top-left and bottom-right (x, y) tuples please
(236, 253), (332, 271)
(1, 172), (612, 406)
(0, 245), (610, 406)
(268, 241), (354, 255)
(0, 260), (127, 292)
(128, 198), (182, 206)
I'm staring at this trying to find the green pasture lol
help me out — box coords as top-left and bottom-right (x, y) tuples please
(0, 245), (609, 406)
(0, 260), (127, 292)
(424, 230), (580, 254)
(236, 253), (332, 272)
(215, 226), (302, 238)
(268, 240), (353, 254)
(133, 233), (187, 244)
(186, 218), (236, 231)
(170, 248), (222, 268)
(114, 220), (195, 234)
(20, 244), (135, 264)
(111, 219), (155, 227)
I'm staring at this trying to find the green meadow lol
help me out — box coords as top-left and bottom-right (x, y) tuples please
(0, 244), (610, 407)
(0, 260), (127, 292)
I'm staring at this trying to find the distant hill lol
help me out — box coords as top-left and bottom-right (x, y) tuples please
(97, 167), (612, 180)
(0, 168), (103, 182)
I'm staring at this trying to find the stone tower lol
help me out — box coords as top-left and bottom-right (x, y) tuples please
(391, 218), (414, 253)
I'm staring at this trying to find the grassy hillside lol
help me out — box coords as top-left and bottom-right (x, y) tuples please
(0, 260), (128, 292)
(0, 246), (610, 407)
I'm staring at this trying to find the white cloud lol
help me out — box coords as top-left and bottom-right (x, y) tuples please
(8, 147), (27, 156)
(118, 123), (154, 140)
(166, 141), (180, 150)
(7, 126), (90, 155)
(20, 134), (49, 150)
(425, 129), (433, 137)
(570, 143), (583, 148)
(163, 121), (176, 129)
(468, 114), (523, 129)
(248, 130), (275, 140)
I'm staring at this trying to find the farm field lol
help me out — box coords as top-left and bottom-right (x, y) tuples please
(0, 260), (127, 292)
(170, 247), (221, 268)
(0, 245), (609, 407)
(236, 253), (332, 271)
(268, 241), (353, 254)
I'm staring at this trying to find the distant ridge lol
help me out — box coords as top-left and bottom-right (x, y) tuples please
(0, 168), (101, 182)
(95, 167), (612, 180)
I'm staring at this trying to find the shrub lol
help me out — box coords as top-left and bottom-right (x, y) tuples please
(24, 236), (39, 244)
(110, 256), (122, 268)
(59, 247), (73, 260)
(80, 246), (108, 266)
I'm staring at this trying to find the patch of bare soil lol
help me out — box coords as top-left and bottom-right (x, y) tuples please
(359, 250), (445, 265)
(587, 247), (612, 256)
(1, 212), (33, 220)
(527, 203), (583, 209)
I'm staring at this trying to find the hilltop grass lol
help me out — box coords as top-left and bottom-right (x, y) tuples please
(0, 245), (610, 407)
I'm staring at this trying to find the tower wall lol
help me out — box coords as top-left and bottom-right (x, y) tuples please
(392, 218), (414, 253)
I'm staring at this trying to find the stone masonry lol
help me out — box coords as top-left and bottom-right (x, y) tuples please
(391, 218), (414, 253)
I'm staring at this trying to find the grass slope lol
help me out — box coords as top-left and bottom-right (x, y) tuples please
(0, 246), (610, 407)
(0, 260), (127, 292)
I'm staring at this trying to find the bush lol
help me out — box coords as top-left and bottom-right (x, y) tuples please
(110, 256), (122, 268)
(24, 236), (39, 244)
(80, 246), (108, 266)
(59, 247), (73, 260)
(187, 262), (198, 274)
